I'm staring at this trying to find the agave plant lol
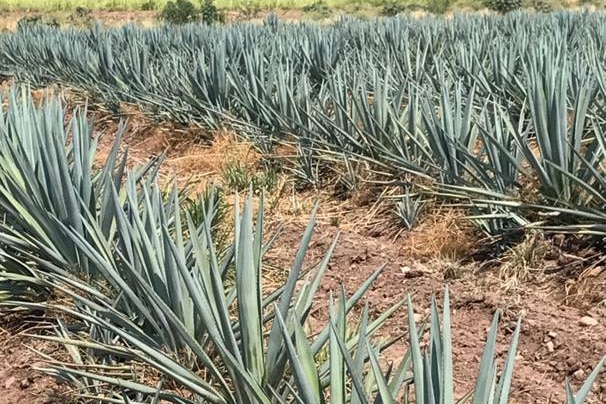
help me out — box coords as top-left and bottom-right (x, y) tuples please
(1, 14), (606, 402)
(394, 187), (425, 230)
(565, 357), (606, 404)
(5, 190), (406, 403)
(522, 44), (602, 208)
(0, 89), (407, 401)
(4, 13), (606, 238)
(405, 289), (522, 404)
(0, 86), (132, 302)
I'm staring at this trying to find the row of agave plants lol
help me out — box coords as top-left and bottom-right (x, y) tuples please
(0, 87), (603, 401)
(2, 12), (606, 239)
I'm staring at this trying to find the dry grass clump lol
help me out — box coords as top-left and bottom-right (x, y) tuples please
(271, 140), (298, 160)
(401, 205), (480, 262)
(564, 256), (606, 307)
(95, 106), (265, 193)
(498, 232), (551, 293)
(168, 130), (262, 191)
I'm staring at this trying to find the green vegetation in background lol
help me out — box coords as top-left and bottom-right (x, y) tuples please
(13, 7), (97, 30)
(1, 0), (371, 12)
(485, 0), (522, 13)
(0, 0), (559, 12)
(158, 0), (225, 23)
(0, 0), (594, 13)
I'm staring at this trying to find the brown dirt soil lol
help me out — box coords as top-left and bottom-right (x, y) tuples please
(0, 314), (73, 404)
(264, 222), (606, 403)
(0, 10), (154, 30)
(1, 99), (605, 403)
(0, 9), (314, 31)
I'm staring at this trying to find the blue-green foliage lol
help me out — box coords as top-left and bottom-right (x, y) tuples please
(2, 12), (606, 236)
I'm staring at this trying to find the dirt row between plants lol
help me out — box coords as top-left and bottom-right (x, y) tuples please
(1, 105), (605, 403)
(265, 221), (606, 403)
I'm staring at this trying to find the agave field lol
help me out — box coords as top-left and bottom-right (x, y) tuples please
(0, 10), (605, 404)
(3, 11), (606, 237)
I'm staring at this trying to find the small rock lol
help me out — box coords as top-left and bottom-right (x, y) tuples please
(573, 369), (586, 381)
(19, 379), (30, 389)
(548, 331), (558, 339)
(504, 321), (518, 335)
(400, 266), (425, 279)
(579, 316), (598, 327)
(568, 363), (581, 373)
(546, 341), (555, 353)
(4, 376), (16, 389)
(351, 253), (367, 264)
(413, 313), (423, 323)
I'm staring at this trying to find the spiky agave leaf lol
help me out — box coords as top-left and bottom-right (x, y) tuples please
(564, 357), (605, 404)
(2, 172), (403, 404)
(407, 288), (522, 404)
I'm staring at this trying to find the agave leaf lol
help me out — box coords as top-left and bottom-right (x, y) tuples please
(407, 294), (425, 404)
(570, 356), (606, 404)
(351, 304), (370, 404)
(429, 296), (443, 402)
(42, 366), (197, 404)
(441, 288), (454, 404)
(266, 204), (320, 388)
(275, 309), (322, 403)
(367, 341), (394, 404)
(235, 194), (265, 384)
(311, 265), (385, 355)
(330, 317), (370, 404)
(473, 312), (500, 404)
(329, 289), (346, 404)
(495, 318), (522, 404)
